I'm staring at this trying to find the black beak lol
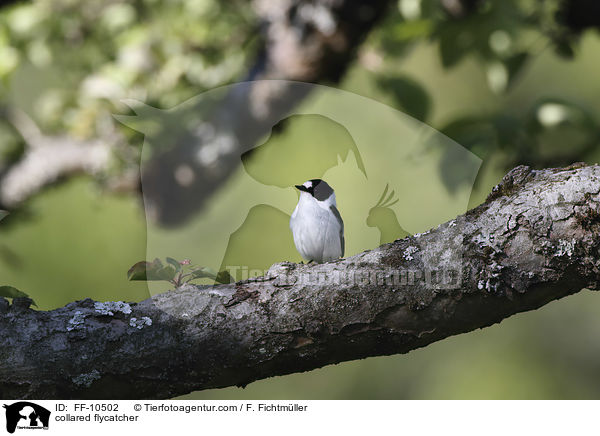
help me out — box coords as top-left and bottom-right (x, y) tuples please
(295, 184), (308, 192)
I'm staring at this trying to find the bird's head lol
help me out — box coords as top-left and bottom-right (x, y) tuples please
(295, 179), (335, 203)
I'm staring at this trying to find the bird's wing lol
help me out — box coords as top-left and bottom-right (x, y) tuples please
(330, 205), (344, 257)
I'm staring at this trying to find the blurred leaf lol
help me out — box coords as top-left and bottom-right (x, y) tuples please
(372, 6), (431, 56)
(216, 270), (234, 284)
(0, 285), (36, 306)
(434, 116), (499, 192)
(0, 245), (22, 268)
(425, 115), (496, 192)
(486, 53), (528, 94)
(127, 258), (176, 281)
(554, 38), (576, 59)
(436, 21), (474, 68)
(0, 121), (24, 164)
(528, 98), (596, 131)
(189, 267), (216, 280)
(504, 52), (529, 90)
(526, 98), (599, 162)
(490, 114), (523, 149)
(440, 117), (498, 158)
(0, 210), (8, 222)
(377, 75), (432, 121)
(390, 19), (433, 41)
(166, 257), (182, 272)
(190, 267), (233, 284)
(438, 147), (481, 194)
(127, 261), (151, 281)
(439, 31), (468, 68)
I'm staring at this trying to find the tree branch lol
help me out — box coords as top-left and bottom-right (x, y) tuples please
(137, 0), (393, 226)
(0, 0), (393, 218)
(0, 108), (120, 209)
(2, 163), (600, 399)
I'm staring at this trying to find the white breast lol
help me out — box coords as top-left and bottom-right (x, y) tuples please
(290, 192), (343, 263)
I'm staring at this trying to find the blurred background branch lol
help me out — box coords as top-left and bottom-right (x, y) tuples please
(138, 0), (392, 225)
(1, 0), (599, 220)
(0, 107), (116, 207)
(0, 0), (393, 222)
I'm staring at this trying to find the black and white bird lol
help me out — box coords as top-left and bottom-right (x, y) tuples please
(290, 179), (344, 263)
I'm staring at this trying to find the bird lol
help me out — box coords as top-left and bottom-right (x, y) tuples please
(290, 179), (344, 263)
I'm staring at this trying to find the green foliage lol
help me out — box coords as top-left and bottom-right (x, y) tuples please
(369, 0), (600, 178)
(0, 0), (257, 171)
(0, 0), (595, 190)
(127, 257), (232, 287)
(127, 258), (177, 282)
(0, 285), (36, 306)
(376, 75), (431, 121)
(437, 97), (599, 174)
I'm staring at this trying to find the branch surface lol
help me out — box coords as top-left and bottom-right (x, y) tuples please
(1, 164), (600, 399)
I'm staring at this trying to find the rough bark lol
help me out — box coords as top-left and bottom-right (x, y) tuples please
(1, 163), (600, 399)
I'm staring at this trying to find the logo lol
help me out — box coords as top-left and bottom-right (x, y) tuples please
(3, 402), (50, 433)
(116, 80), (481, 297)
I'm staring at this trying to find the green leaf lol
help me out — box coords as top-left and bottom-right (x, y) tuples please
(166, 257), (182, 272)
(504, 52), (529, 90)
(0, 285), (37, 306)
(215, 270), (233, 284)
(0, 210), (8, 222)
(189, 267), (233, 284)
(127, 261), (150, 280)
(439, 37), (465, 68)
(189, 267), (217, 280)
(377, 75), (432, 121)
(127, 258), (177, 281)
(434, 116), (500, 193)
(440, 117), (498, 157)
(554, 38), (575, 60)
(528, 98), (597, 131)
(436, 23), (471, 69)
(491, 114), (524, 148)
(526, 98), (598, 160)
(391, 19), (433, 40)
